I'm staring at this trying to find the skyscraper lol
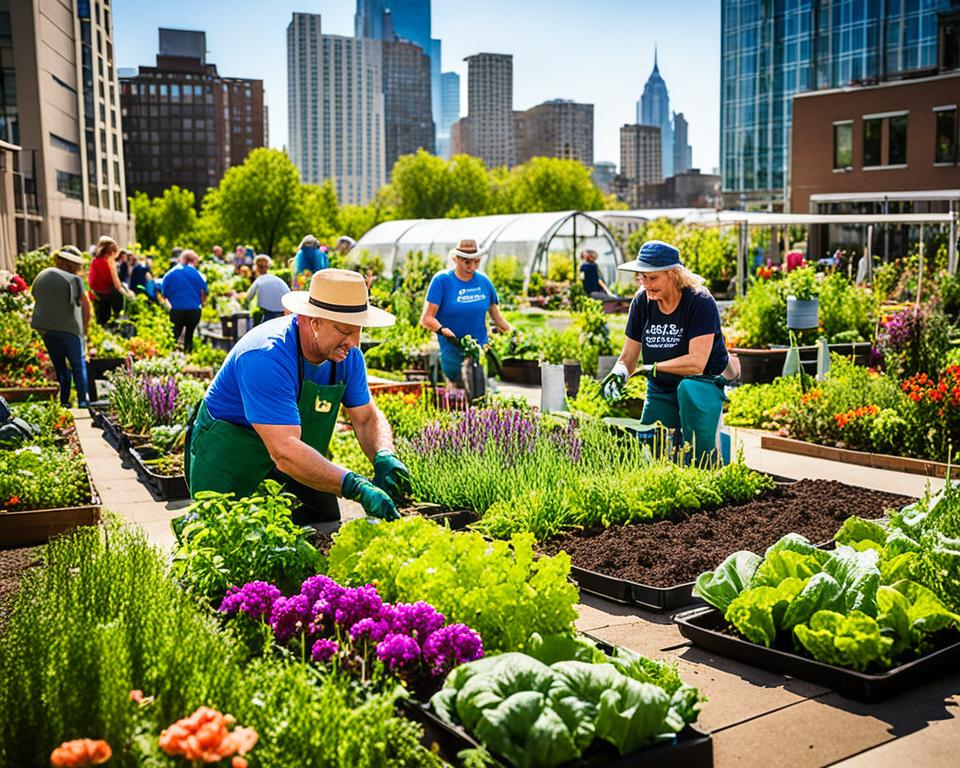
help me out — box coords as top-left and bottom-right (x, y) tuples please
(1, 0), (130, 251)
(637, 49), (673, 180)
(620, 124), (661, 187)
(720, 0), (955, 205)
(438, 71), (461, 159)
(463, 53), (514, 168)
(355, 0), (441, 138)
(287, 13), (385, 205)
(513, 100), (593, 167)
(673, 112), (692, 175)
(121, 29), (266, 204)
(383, 39), (434, 179)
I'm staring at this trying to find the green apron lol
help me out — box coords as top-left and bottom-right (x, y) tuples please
(640, 376), (726, 463)
(186, 329), (345, 499)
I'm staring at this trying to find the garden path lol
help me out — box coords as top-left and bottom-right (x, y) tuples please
(75, 406), (957, 766)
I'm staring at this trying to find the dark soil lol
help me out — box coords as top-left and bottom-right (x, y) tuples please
(539, 480), (913, 588)
(0, 545), (43, 633)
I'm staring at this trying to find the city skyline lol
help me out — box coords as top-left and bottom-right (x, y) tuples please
(113, 0), (721, 175)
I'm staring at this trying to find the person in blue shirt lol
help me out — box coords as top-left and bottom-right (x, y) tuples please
(157, 250), (207, 352)
(579, 249), (612, 297)
(601, 240), (739, 463)
(187, 269), (409, 524)
(292, 234), (330, 289)
(420, 239), (513, 386)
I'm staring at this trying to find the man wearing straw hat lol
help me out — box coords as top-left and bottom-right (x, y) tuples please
(187, 269), (410, 522)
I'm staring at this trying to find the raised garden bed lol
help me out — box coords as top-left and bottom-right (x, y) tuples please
(761, 434), (950, 478)
(675, 606), (960, 702)
(0, 386), (59, 403)
(732, 342), (871, 385)
(539, 479), (912, 611)
(0, 474), (101, 548)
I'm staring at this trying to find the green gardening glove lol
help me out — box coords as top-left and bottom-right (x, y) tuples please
(341, 472), (400, 521)
(373, 449), (412, 502)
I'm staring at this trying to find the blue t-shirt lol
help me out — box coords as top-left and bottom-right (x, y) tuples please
(296, 247), (329, 275)
(580, 262), (600, 293)
(425, 270), (499, 352)
(626, 287), (729, 390)
(129, 263), (149, 293)
(204, 314), (370, 427)
(159, 264), (207, 310)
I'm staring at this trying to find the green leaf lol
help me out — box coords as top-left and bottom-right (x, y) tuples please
(594, 680), (675, 754)
(823, 545), (881, 616)
(525, 633), (606, 665)
(892, 579), (960, 635)
(834, 516), (888, 547)
(793, 610), (893, 671)
(751, 550), (823, 588)
(693, 550), (763, 612)
(781, 572), (845, 630)
(473, 691), (581, 768)
(724, 578), (807, 647)
(764, 533), (830, 564)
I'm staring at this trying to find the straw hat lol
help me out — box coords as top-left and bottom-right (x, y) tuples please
(281, 268), (395, 327)
(449, 239), (484, 260)
(56, 245), (85, 265)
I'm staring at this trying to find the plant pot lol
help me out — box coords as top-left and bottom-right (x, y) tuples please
(786, 296), (819, 330)
(732, 341), (873, 385)
(499, 358), (541, 384)
(562, 360), (581, 398)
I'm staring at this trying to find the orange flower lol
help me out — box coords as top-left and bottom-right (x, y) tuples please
(50, 739), (112, 768)
(129, 689), (143, 703)
(159, 707), (257, 763)
(232, 758), (249, 768)
(6, 495), (20, 507)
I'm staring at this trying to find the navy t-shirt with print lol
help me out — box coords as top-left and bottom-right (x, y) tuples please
(580, 262), (600, 293)
(625, 287), (729, 390)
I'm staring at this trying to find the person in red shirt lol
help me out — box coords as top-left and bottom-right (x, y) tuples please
(88, 235), (134, 326)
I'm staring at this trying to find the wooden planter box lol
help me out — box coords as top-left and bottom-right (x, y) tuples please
(0, 385), (59, 403)
(761, 434), (950, 478)
(732, 342), (871, 385)
(0, 475), (101, 547)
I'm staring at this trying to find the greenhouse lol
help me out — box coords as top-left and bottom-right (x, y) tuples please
(354, 210), (622, 282)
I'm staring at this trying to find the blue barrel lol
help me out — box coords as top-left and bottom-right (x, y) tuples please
(786, 296), (819, 330)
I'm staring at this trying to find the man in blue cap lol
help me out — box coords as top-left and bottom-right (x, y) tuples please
(601, 240), (737, 462)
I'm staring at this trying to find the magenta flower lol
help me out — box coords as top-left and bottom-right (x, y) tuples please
(422, 624), (484, 677)
(376, 633), (422, 671)
(349, 617), (392, 644)
(219, 581), (282, 620)
(269, 594), (312, 643)
(390, 601), (446, 641)
(310, 638), (339, 663)
(333, 585), (384, 629)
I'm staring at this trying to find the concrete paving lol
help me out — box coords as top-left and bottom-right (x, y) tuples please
(74, 404), (958, 767)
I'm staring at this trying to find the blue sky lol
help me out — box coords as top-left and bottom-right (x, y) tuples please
(113, 0), (721, 173)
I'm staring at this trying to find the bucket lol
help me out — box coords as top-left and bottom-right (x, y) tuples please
(562, 360), (581, 398)
(540, 363), (568, 412)
(786, 296), (819, 330)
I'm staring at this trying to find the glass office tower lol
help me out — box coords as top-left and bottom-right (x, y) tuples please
(721, 0), (954, 204)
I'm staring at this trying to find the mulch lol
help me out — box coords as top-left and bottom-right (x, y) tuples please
(538, 480), (913, 587)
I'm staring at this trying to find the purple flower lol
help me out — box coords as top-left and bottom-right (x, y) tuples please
(310, 638), (339, 663)
(300, 574), (343, 607)
(219, 581), (282, 621)
(142, 374), (179, 423)
(349, 617), (392, 644)
(333, 585), (384, 629)
(376, 632), (422, 671)
(390, 601), (446, 641)
(269, 594), (312, 644)
(422, 624), (484, 677)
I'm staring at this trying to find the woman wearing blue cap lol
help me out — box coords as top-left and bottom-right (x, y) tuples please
(601, 240), (738, 462)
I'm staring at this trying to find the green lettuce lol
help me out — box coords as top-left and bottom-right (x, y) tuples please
(474, 691), (581, 768)
(751, 550), (822, 587)
(724, 577), (806, 647)
(594, 681), (675, 755)
(764, 533), (830, 563)
(781, 572), (845, 630)
(793, 610), (893, 671)
(823, 545), (881, 616)
(693, 550), (762, 612)
(525, 633), (606, 666)
(834, 516), (888, 548)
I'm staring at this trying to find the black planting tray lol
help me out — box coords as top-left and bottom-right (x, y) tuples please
(129, 446), (190, 500)
(401, 698), (713, 768)
(571, 564), (701, 613)
(674, 606), (960, 702)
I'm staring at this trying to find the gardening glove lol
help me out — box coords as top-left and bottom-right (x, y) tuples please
(372, 449), (411, 502)
(634, 363), (657, 379)
(341, 471), (400, 522)
(601, 362), (629, 402)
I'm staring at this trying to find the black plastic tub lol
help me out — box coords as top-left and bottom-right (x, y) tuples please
(88, 406), (127, 450)
(572, 565), (701, 613)
(129, 447), (190, 500)
(674, 606), (960, 702)
(400, 698), (713, 768)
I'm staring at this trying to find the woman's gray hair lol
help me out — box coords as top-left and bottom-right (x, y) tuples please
(668, 264), (708, 294)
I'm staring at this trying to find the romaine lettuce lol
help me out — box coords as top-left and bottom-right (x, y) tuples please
(693, 550), (762, 612)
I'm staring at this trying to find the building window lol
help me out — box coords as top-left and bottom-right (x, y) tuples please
(56, 170), (83, 199)
(50, 133), (81, 153)
(833, 122), (852, 169)
(889, 115), (908, 165)
(935, 108), (957, 163)
(863, 118), (882, 166)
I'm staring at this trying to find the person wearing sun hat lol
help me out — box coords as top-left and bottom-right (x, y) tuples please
(419, 239), (512, 386)
(187, 269), (410, 523)
(30, 245), (92, 408)
(601, 240), (738, 463)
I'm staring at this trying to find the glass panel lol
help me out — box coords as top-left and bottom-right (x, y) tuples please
(935, 109), (957, 163)
(863, 118), (882, 166)
(889, 115), (907, 164)
(833, 123), (852, 168)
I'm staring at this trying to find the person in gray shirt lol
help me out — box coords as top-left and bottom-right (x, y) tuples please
(31, 245), (91, 407)
(244, 254), (290, 325)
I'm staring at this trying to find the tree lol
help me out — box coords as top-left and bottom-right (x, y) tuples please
(500, 157), (606, 213)
(128, 186), (197, 252)
(388, 149), (452, 219)
(214, 148), (303, 257)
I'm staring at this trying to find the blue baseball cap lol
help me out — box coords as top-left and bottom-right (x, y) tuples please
(618, 240), (682, 273)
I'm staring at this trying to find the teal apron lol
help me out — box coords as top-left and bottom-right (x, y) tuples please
(640, 375), (726, 463)
(186, 329), (345, 503)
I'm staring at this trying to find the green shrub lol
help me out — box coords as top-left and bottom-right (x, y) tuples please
(15, 246), (55, 285)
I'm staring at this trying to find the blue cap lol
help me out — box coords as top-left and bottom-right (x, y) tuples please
(618, 240), (682, 273)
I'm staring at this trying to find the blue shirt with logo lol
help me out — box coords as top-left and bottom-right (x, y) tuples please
(204, 315), (370, 427)
(425, 270), (499, 352)
(580, 262), (601, 293)
(158, 264), (207, 310)
(625, 287), (729, 390)
(295, 247), (329, 275)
